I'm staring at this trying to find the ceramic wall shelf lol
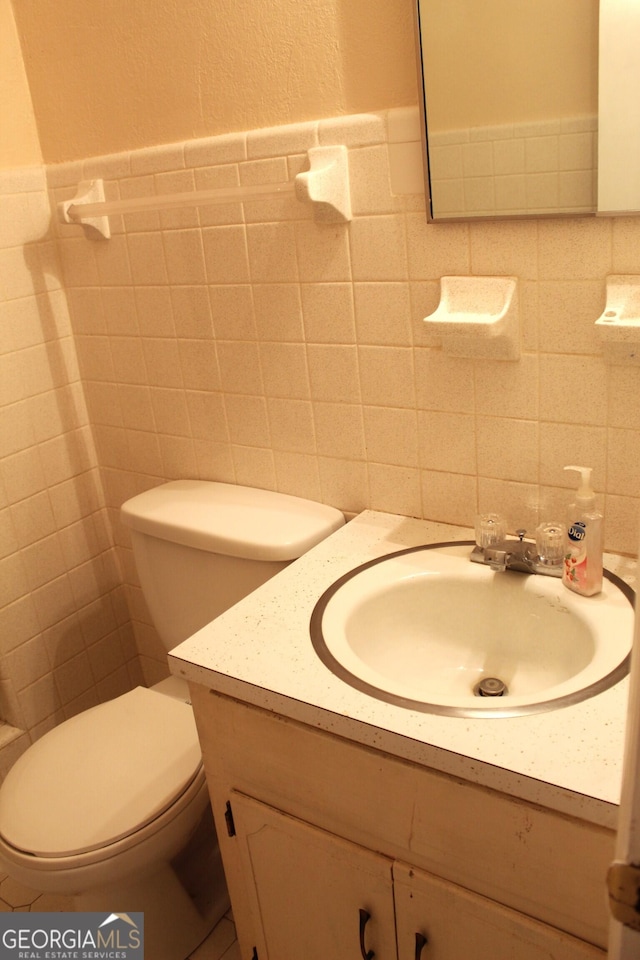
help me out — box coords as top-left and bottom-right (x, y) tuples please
(423, 275), (520, 360)
(596, 275), (640, 365)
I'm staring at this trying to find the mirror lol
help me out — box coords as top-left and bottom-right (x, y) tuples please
(416, 0), (599, 221)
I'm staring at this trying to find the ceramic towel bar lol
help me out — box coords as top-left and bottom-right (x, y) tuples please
(58, 144), (352, 239)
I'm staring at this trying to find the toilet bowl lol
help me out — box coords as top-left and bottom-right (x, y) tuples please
(0, 683), (218, 960)
(0, 482), (344, 960)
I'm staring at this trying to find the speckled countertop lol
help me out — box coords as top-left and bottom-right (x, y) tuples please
(169, 511), (637, 831)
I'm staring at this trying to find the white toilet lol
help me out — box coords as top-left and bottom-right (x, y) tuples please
(0, 481), (344, 960)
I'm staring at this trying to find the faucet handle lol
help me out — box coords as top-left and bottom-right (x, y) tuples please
(475, 513), (506, 548)
(535, 521), (566, 566)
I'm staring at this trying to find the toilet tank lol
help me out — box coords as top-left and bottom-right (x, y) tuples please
(120, 481), (345, 650)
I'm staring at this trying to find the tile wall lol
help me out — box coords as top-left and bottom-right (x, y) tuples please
(0, 166), (139, 768)
(40, 107), (640, 683)
(428, 115), (597, 218)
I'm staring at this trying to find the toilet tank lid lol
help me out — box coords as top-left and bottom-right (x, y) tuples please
(120, 481), (345, 561)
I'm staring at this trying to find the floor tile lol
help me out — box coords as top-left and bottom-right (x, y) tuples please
(220, 941), (241, 960)
(189, 916), (236, 959)
(30, 891), (74, 911)
(0, 873), (238, 959)
(0, 876), (41, 908)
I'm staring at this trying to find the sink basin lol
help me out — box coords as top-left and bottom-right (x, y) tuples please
(310, 541), (634, 718)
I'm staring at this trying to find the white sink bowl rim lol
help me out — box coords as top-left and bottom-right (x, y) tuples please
(310, 541), (634, 719)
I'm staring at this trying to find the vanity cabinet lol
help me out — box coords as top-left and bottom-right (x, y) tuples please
(231, 792), (602, 960)
(190, 687), (613, 960)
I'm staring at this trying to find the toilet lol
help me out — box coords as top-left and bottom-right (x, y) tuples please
(0, 481), (344, 960)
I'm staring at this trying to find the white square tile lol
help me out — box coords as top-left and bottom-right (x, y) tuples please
(247, 122), (318, 159)
(493, 139), (525, 176)
(387, 106), (422, 143)
(349, 144), (399, 214)
(185, 133), (247, 168)
(295, 220), (351, 282)
(388, 142), (425, 196)
(463, 141), (494, 178)
(319, 113), (386, 147)
(130, 143), (185, 176)
(525, 136), (559, 174)
(349, 215), (408, 281)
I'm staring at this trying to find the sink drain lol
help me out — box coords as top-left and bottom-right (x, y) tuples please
(474, 677), (508, 698)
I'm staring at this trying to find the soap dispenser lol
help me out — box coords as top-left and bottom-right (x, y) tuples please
(562, 465), (603, 597)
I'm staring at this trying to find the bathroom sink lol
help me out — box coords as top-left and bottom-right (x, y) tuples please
(310, 542), (634, 718)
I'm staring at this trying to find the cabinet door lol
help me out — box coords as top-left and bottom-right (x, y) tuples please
(393, 861), (604, 960)
(231, 791), (398, 960)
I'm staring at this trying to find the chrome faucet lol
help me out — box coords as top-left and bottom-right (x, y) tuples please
(471, 516), (565, 578)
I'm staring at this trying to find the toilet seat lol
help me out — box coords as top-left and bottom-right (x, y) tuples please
(0, 687), (202, 858)
(0, 765), (209, 898)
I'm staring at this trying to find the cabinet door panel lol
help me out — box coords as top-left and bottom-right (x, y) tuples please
(232, 791), (398, 960)
(394, 861), (604, 960)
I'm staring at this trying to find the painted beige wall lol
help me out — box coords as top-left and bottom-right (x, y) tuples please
(11, 0), (418, 164)
(422, 0), (598, 130)
(1, 0), (41, 167)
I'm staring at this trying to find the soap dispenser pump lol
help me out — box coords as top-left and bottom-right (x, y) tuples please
(562, 465), (603, 596)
